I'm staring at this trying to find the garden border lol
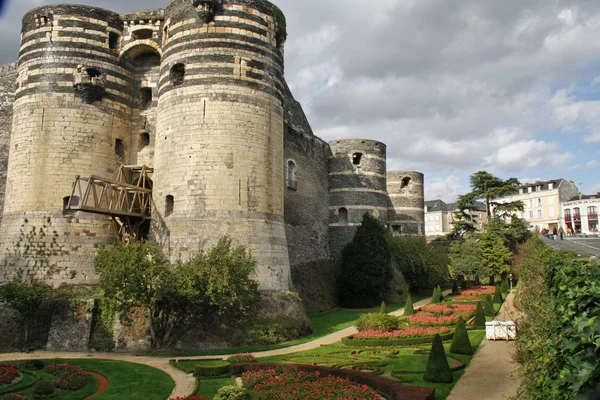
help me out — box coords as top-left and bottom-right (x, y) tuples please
(0, 371), (40, 395)
(341, 331), (455, 347)
(230, 362), (435, 400)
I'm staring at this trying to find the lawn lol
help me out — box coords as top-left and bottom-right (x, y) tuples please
(2, 359), (174, 400)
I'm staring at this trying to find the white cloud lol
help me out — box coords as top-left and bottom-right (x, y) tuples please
(587, 160), (599, 168)
(425, 175), (467, 203)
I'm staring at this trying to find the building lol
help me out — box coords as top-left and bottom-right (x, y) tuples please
(562, 194), (600, 234)
(424, 199), (487, 238)
(494, 179), (579, 232)
(0, 0), (425, 294)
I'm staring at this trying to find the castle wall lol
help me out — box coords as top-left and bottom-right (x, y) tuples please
(0, 63), (17, 225)
(153, 0), (291, 292)
(0, 5), (132, 284)
(387, 171), (425, 235)
(328, 139), (388, 260)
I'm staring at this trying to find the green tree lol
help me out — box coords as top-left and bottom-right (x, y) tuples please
(449, 238), (486, 281)
(0, 271), (55, 345)
(462, 171), (522, 218)
(389, 235), (448, 291)
(338, 213), (391, 308)
(480, 229), (513, 284)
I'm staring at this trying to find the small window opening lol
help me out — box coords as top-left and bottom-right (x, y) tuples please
(115, 139), (125, 163)
(108, 32), (120, 50)
(401, 177), (411, 189)
(139, 88), (152, 109)
(132, 29), (153, 40)
(63, 196), (80, 211)
(139, 133), (150, 150)
(170, 64), (185, 86)
(163, 25), (170, 39)
(165, 195), (174, 217)
(287, 160), (297, 190)
(86, 68), (101, 78)
(352, 153), (363, 166)
(338, 207), (348, 224)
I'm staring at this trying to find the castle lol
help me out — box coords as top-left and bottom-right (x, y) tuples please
(0, 0), (425, 301)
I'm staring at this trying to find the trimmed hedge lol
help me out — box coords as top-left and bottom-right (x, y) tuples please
(341, 331), (455, 347)
(194, 363), (230, 378)
(423, 334), (453, 384)
(473, 302), (486, 328)
(484, 295), (495, 317)
(231, 363), (435, 400)
(355, 313), (399, 332)
(493, 286), (503, 304)
(0, 371), (40, 396)
(404, 295), (415, 316)
(449, 318), (473, 355)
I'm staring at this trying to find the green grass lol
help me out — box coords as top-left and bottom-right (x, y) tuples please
(196, 376), (236, 397)
(178, 359), (229, 373)
(5, 359), (174, 400)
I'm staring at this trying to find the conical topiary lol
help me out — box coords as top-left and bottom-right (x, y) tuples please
(379, 301), (387, 314)
(452, 281), (460, 295)
(461, 279), (468, 290)
(501, 279), (509, 293)
(423, 334), (453, 383)
(493, 286), (503, 304)
(474, 302), (486, 328)
(484, 295), (495, 317)
(437, 285), (444, 301)
(404, 295), (415, 316)
(450, 317), (473, 355)
(431, 287), (441, 304)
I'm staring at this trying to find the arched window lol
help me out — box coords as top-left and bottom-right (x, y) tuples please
(338, 207), (348, 224)
(139, 133), (150, 150)
(588, 206), (598, 216)
(574, 207), (581, 217)
(139, 88), (152, 109)
(564, 209), (571, 217)
(165, 195), (174, 217)
(401, 177), (411, 190)
(287, 160), (297, 190)
(170, 64), (185, 86)
(352, 152), (363, 166)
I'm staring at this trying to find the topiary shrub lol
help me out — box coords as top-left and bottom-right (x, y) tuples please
(473, 302), (486, 328)
(379, 301), (387, 314)
(213, 385), (250, 400)
(461, 279), (468, 290)
(452, 281), (460, 295)
(493, 286), (503, 304)
(437, 285), (444, 301)
(450, 317), (473, 355)
(26, 360), (45, 370)
(355, 313), (399, 332)
(423, 334), (453, 383)
(501, 278), (509, 293)
(484, 295), (495, 317)
(404, 295), (415, 316)
(431, 287), (440, 304)
(33, 380), (55, 399)
(226, 354), (256, 364)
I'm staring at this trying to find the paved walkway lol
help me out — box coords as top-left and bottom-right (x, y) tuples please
(540, 234), (600, 257)
(446, 292), (523, 400)
(0, 294), (439, 398)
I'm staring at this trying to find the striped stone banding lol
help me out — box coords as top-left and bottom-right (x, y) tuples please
(162, 37), (282, 64)
(14, 89), (132, 117)
(21, 63), (133, 85)
(157, 91), (283, 113)
(21, 6), (123, 33)
(158, 76), (283, 102)
(20, 41), (119, 59)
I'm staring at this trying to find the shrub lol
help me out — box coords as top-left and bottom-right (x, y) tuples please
(473, 302), (486, 328)
(193, 362), (230, 378)
(33, 380), (55, 398)
(484, 295), (495, 317)
(26, 360), (45, 370)
(437, 285), (444, 301)
(449, 317), (473, 355)
(493, 285), (503, 304)
(213, 385), (250, 400)
(0, 364), (20, 385)
(355, 313), (399, 332)
(500, 278), (509, 293)
(452, 281), (460, 295)
(379, 301), (386, 314)
(404, 295), (415, 316)
(46, 363), (87, 391)
(423, 334), (453, 383)
(390, 235), (449, 291)
(431, 287), (440, 304)
(461, 280), (468, 290)
(226, 354), (256, 364)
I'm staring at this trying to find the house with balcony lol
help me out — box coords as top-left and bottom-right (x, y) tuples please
(562, 194), (600, 234)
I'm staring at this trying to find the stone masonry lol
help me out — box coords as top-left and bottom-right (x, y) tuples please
(0, 0), (425, 296)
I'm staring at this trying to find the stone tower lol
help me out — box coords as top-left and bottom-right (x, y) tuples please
(153, 0), (291, 292)
(0, 5), (131, 283)
(387, 171), (425, 235)
(328, 139), (388, 259)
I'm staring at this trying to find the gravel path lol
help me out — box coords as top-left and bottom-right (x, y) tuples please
(446, 292), (523, 400)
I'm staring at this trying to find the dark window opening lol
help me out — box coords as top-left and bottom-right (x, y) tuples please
(170, 64), (185, 86)
(352, 153), (363, 166)
(115, 139), (125, 163)
(62, 196), (80, 212)
(139, 133), (150, 150)
(139, 87), (152, 109)
(86, 68), (101, 78)
(109, 32), (120, 50)
(133, 29), (153, 40)
(163, 25), (170, 39)
(165, 195), (174, 217)
(338, 207), (348, 224)
(401, 177), (412, 189)
(287, 160), (297, 190)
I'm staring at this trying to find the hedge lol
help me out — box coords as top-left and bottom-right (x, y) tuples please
(230, 363), (435, 400)
(341, 331), (455, 347)
(0, 371), (40, 395)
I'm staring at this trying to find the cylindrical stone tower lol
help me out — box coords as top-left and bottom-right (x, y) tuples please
(154, 0), (290, 292)
(328, 139), (388, 259)
(0, 5), (132, 284)
(387, 171), (425, 235)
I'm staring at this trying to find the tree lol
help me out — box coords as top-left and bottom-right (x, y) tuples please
(480, 229), (513, 284)
(338, 213), (391, 308)
(0, 271), (55, 346)
(448, 239), (486, 281)
(461, 171), (523, 219)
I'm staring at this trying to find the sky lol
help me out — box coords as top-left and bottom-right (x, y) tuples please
(0, 0), (599, 202)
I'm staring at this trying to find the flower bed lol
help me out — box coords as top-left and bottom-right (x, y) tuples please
(420, 304), (477, 319)
(353, 327), (450, 340)
(169, 396), (210, 400)
(242, 369), (382, 400)
(0, 364), (20, 386)
(453, 286), (495, 301)
(342, 330), (455, 347)
(46, 363), (87, 391)
(226, 353), (256, 364)
(408, 312), (460, 326)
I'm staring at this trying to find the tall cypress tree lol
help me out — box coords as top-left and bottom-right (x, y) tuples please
(337, 213), (391, 308)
